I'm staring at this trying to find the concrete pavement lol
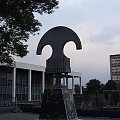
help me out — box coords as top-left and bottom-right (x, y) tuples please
(0, 113), (39, 120)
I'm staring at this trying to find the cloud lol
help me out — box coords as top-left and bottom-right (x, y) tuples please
(89, 26), (120, 43)
(15, 0), (120, 86)
(63, 31), (119, 84)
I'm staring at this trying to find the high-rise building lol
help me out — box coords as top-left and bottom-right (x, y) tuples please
(110, 54), (120, 81)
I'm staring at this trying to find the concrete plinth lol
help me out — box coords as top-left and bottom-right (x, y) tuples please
(39, 88), (77, 120)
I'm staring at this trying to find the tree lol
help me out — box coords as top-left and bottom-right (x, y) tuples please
(85, 79), (104, 94)
(0, 0), (58, 65)
(104, 80), (118, 106)
(104, 80), (117, 90)
(74, 84), (80, 94)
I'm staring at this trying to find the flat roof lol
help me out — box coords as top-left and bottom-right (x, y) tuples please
(15, 61), (45, 72)
(110, 54), (120, 57)
(0, 61), (81, 77)
(68, 71), (81, 77)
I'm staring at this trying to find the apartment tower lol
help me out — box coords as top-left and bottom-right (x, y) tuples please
(110, 54), (120, 89)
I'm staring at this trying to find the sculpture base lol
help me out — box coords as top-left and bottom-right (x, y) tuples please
(39, 88), (77, 120)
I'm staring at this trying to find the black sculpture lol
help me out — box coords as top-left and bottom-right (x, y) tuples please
(37, 26), (82, 119)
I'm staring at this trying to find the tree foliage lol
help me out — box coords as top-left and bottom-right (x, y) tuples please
(85, 79), (104, 94)
(104, 80), (117, 90)
(74, 84), (80, 94)
(0, 0), (58, 65)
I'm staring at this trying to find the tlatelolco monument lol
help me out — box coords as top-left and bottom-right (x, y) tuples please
(37, 26), (82, 119)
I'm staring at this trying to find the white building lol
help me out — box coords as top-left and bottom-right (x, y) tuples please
(0, 61), (81, 103)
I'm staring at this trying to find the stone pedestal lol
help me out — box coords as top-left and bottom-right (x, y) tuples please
(39, 88), (77, 120)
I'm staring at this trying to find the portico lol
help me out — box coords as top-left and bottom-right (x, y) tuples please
(0, 61), (82, 103)
(12, 61), (45, 102)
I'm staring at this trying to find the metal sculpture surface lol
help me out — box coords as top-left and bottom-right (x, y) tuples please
(37, 26), (82, 73)
(37, 26), (82, 120)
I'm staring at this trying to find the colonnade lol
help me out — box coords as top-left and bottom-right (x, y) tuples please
(11, 62), (82, 102)
(12, 66), (45, 102)
(62, 75), (82, 94)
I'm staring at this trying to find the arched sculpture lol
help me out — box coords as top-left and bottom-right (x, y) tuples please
(37, 26), (82, 119)
(37, 26), (82, 73)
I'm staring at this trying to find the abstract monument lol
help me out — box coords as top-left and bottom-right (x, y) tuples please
(37, 26), (82, 119)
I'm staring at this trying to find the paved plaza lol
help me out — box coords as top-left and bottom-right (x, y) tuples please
(0, 113), (39, 120)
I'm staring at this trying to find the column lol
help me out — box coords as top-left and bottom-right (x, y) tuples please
(66, 77), (68, 89)
(12, 66), (16, 102)
(53, 77), (56, 85)
(72, 76), (74, 93)
(53, 74), (56, 85)
(42, 71), (45, 93)
(63, 77), (66, 86)
(62, 73), (66, 86)
(28, 69), (31, 101)
(79, 77), (82, 94)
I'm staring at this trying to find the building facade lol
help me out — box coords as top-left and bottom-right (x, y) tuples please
(0, 62), (81, 104)
(110, 54), (120, 89)
(110, 54), (120, 81)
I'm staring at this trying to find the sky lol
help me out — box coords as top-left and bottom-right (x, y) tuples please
(15, 0), (120, 86)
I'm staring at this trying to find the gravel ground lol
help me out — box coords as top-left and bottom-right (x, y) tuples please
(0, 113), (39, 120)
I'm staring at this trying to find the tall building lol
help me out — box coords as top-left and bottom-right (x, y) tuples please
(0, 61), (81, 104)
(110, 54), (120, 81)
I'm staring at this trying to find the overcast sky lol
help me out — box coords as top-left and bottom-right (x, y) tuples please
(15, 0), (120, 86)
